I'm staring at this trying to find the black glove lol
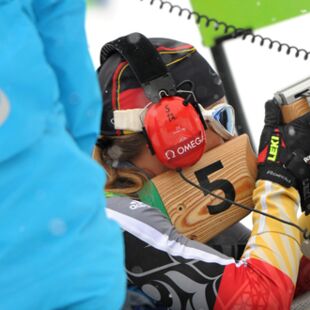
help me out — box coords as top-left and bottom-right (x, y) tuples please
(257, 99), (310, 214)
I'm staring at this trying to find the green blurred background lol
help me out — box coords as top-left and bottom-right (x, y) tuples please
(189, 0), (310, 47)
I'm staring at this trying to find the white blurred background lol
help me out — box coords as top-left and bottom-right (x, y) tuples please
(85, 0), (310, 228)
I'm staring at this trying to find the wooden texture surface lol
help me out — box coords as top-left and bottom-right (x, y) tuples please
(281, 98), (310, 124)
(152, 134), (257, 242)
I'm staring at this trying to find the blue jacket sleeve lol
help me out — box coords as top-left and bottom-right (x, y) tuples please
(32, 0), (102, 155)
(0, 0), (57, 161)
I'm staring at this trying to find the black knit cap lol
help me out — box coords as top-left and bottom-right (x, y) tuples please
(97, 34), (225, 136)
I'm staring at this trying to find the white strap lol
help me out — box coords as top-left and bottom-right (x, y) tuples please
(113, 103), (235, 137)
(113, 109), (144, 132)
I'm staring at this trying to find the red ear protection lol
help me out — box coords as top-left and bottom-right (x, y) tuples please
(144, 96), (206, 169)
(100, 33), (207, 169)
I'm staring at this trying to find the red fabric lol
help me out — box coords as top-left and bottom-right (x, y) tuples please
(111, 61), (127, 136)
(215, 258), (294, 310)
(111, 61), (127, 111)
(295, 256), (310, 298)
(118, 88), (149, 110)
(257, 145), (268, 163)
(156, 44), (193, 51)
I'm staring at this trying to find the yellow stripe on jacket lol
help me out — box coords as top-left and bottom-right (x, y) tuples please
(242, 180), (302, 284)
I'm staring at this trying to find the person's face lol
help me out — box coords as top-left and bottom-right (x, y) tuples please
(204, 127), (225, 152)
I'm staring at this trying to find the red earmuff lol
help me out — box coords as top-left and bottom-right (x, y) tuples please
(100, 33), (207, 169)
(144, 96), (206, 169)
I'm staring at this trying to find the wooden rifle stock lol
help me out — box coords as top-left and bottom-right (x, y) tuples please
(151, 134), (257, 242)
(280, 98), (310, 123)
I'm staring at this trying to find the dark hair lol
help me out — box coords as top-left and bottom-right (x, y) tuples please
(94, 134), (148, 197)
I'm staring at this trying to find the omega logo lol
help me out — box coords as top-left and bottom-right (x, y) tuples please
(165, 136), (203, 160)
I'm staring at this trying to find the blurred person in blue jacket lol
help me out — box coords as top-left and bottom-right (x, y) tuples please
(0, 1), (125, 309)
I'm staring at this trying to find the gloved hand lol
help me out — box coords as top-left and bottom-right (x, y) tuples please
(257, 99), (310, 214)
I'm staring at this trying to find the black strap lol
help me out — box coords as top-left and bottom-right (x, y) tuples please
(100, 33), (176, 102)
